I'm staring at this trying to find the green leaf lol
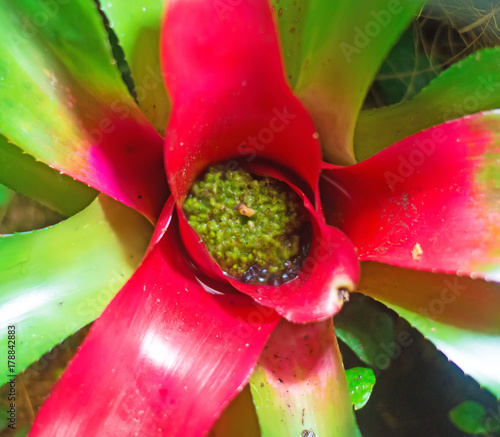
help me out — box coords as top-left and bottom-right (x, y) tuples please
(346, 367), (376, 410)
(359, 262), (500, 398)
(271, 0), (307, 90)
(449, 401), (488, 435)
(335, 294), (395, 367)
(0, 134), (96, 216)
(0, 184), (10, 207)
(0, 0), (166, 222)
(210, 386), (261, 437)
(250, 319), (361, 437)
(355, 47), (500, 161)
(0, 0), (132, 162)
(0, 195), (152, 386)
(0, 184), (12, 225)
(275, 0), (424, 164)
(100, 0), (170, 135)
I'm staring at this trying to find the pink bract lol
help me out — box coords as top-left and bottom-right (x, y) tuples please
(31, 1), (360, 435)
(27, 0), (500, 434)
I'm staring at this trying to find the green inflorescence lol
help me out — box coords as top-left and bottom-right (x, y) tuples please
(182, 165), (308, 285)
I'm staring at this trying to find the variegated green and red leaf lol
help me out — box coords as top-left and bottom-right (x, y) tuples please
(100, 0), (170, 135)
(355, 47), (500, 161)
(31, 209), (279, 436)
(276, 0), (425, 164)
(250, 319), (361, 437)
(322, 111), (500, 280)
(0, 0), (167, 222)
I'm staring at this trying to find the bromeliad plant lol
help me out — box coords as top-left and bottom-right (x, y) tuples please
(1, 0), (500, 435)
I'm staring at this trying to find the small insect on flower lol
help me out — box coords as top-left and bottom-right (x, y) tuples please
(234, 203), (256, 217)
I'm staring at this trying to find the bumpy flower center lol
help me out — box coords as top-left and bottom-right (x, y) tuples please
(182, 165), (310, 285)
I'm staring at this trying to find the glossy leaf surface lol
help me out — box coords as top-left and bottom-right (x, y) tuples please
(162, 0), (359, 322)
(100, 0), (170, 134)
(0, 195), (152, 386)
(276, 0), (424, 164)
(0, 134), (96, 216)
(250, 319), (361, 437)
(323, 111), (500, 281)
(0, 0), (167, 222)
(358, 262), (500, 398)
(346, 367), (376, 410)
(31, 212), (280, 437)
(355, 47), (500, 161)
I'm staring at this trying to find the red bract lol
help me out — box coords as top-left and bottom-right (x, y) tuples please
(322, 112), (500, 280)
(162, 0), (358, 323)
(31, 1), (359, 435)
(29, 0), (500, 435)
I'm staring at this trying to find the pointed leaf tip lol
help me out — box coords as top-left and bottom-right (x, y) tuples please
(323, 111), (500, 281)
(0, 0), (168, 222)
(283, 0), (425, 164)
(346, 367), (376, 410)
